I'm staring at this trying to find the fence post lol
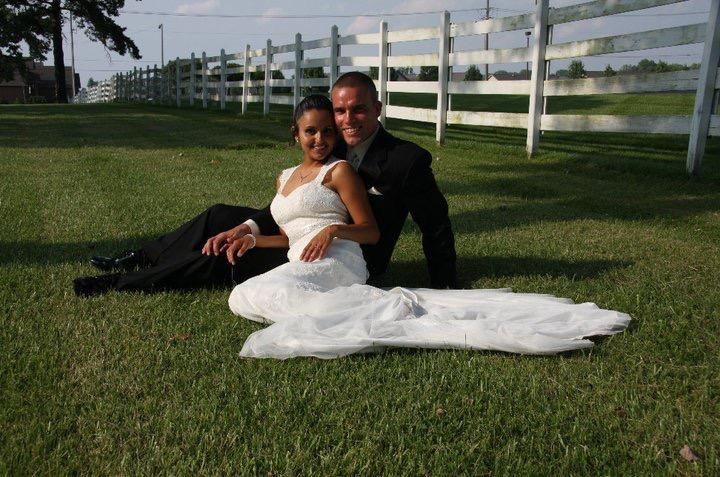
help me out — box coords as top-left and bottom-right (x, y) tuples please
(190, 53), (196, 106)
(294, 33), (303, 108)
(153, 64), (158, 101)
(330, 25), (339, 88)
(220, 49), (227, 110)
(242, 44), (251, 114)
(264, 39), (272, 115)
(448, 35), (454, 111)
(139, 68), (144, 101)
(145, 65), (150, 102)
(687, 0), (720, 175)
(542, 25), (554, 122)
(436, 11), (451, 144)
(526, 0), (550, 156)
(202, 51), (208, 108)
(176, 58), (181, 107)
(133, 66), (138, 101)
(379, 21), (389, 126)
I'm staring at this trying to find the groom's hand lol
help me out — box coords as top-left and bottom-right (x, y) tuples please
(202, 224), (251, 256)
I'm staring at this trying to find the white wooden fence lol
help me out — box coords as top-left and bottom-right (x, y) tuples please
(105, 0), (719, 175)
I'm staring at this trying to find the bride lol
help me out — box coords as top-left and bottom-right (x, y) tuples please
(228, 95), (630, 359)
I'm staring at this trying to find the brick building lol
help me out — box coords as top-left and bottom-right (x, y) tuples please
(0, 60), (79, 103)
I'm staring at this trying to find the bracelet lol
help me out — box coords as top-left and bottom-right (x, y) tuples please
(246, 234), (257, 249)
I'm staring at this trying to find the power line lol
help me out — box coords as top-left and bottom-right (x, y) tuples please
(117, 7), (521, 19)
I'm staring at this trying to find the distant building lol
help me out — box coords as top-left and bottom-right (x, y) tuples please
(488, 72), (527, 81)
(0, 59), (79, 103)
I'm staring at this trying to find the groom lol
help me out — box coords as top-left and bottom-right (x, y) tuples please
(74, 72), (457, 296)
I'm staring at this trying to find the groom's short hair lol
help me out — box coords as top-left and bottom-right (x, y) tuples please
(332, 71), (378, 100)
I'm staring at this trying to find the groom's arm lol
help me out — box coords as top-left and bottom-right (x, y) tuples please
(401, 152), (458, 289)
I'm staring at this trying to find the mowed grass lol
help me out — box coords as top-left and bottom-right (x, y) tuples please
(1, 96), (719, 474)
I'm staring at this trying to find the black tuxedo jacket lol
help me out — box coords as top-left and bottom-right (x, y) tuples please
(252, 125), (458, 288)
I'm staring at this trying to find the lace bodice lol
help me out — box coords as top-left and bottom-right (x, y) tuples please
(270, 158), (352, 261)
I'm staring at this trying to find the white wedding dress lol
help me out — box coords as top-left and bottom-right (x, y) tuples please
(229, 159), (630, 359)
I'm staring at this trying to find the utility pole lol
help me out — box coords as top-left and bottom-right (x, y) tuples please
(158, 23), (164, 67)
(525, 30), (531, 80)
(484, 0), (489, 80)
(70, 12), (76, 101)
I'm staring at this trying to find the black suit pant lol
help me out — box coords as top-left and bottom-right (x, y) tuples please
(115, 204), (288, 292)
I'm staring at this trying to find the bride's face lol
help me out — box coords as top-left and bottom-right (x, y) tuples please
(295, 109), (337, 163)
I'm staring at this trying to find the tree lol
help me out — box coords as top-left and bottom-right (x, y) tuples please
(86, 76), (97, 87)
(303, 66), (327, 94)
(1, 1), (141, 103)
(603, 64), (616, 77)
(568, 59), (586, 79)
(0, 1), (51, 81)
(418, 66), (438, 81)
(368, 66), (413, 81)
(392, 66), (413, 80)
(463, 64), (483, 81)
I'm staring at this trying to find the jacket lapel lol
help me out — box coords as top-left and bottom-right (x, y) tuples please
(358, 125), (391, 186)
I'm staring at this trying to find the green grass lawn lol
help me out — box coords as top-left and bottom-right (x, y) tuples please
(1, 99), (719, 474)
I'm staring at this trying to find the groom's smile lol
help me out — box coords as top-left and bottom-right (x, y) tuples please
(331, 85), (383, 147)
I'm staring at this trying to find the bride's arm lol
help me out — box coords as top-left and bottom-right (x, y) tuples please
(225, 232), (289, 265)
(225, 173), (290, 265)
(300, 161), (380, 262)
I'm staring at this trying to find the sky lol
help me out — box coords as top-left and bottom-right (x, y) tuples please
(57, 0), (713, 86)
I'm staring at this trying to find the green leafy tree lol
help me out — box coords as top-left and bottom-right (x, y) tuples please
(603, 64), (616, 77)
(303, 66), (327, 94)
(568, 59), (586, 79)
(463, 64), (483, 81)
(1, 1), (141, 103)
(392, 66), (413, 80)
(369, 66), (413, 81)
(418, 66), (438, 81)
(0, 1), (51, 81)
(86, 76), (97, 87)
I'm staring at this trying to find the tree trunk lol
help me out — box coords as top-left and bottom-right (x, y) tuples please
(51, 0), (67, 103)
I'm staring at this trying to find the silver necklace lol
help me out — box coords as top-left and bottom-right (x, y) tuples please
(297, 167), (315, 183)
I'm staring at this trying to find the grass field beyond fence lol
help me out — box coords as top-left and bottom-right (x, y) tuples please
(1, 99), (719, 474)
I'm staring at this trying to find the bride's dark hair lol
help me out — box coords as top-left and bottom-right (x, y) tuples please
(290, 94), (335, 141)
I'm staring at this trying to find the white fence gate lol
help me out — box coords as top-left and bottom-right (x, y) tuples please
(98, 0), (719, 175)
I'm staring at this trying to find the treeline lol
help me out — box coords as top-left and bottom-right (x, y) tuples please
(556, 58), (701, 79)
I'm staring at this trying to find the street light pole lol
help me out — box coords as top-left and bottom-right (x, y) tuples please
(70, 12), (76, 101)
(484, 0), (490, 80)
(158, 24), (164, 67)
(525, 31), (531, 80)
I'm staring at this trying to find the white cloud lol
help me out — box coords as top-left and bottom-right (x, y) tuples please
(391, 0), (460, 14)
(258, 7), (284, 24)
(346, 16), (378, 34)
(176, 0), (220, 15)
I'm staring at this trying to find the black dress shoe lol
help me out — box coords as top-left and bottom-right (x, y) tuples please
(74, 273), (121, 297)
(90, 250), (142, 272)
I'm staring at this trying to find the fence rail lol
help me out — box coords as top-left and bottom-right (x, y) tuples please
(80, 0), (719, 175)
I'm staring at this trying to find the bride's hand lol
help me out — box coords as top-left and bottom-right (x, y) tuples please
(225, 234), (256, 265)
(300, 225), (338, 262)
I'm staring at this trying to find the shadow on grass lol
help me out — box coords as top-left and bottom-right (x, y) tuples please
(0, 236), (156, 266)
(373, 255), (631, 289)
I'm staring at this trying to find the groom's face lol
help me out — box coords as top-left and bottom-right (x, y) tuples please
(331, 85), (382, 147)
